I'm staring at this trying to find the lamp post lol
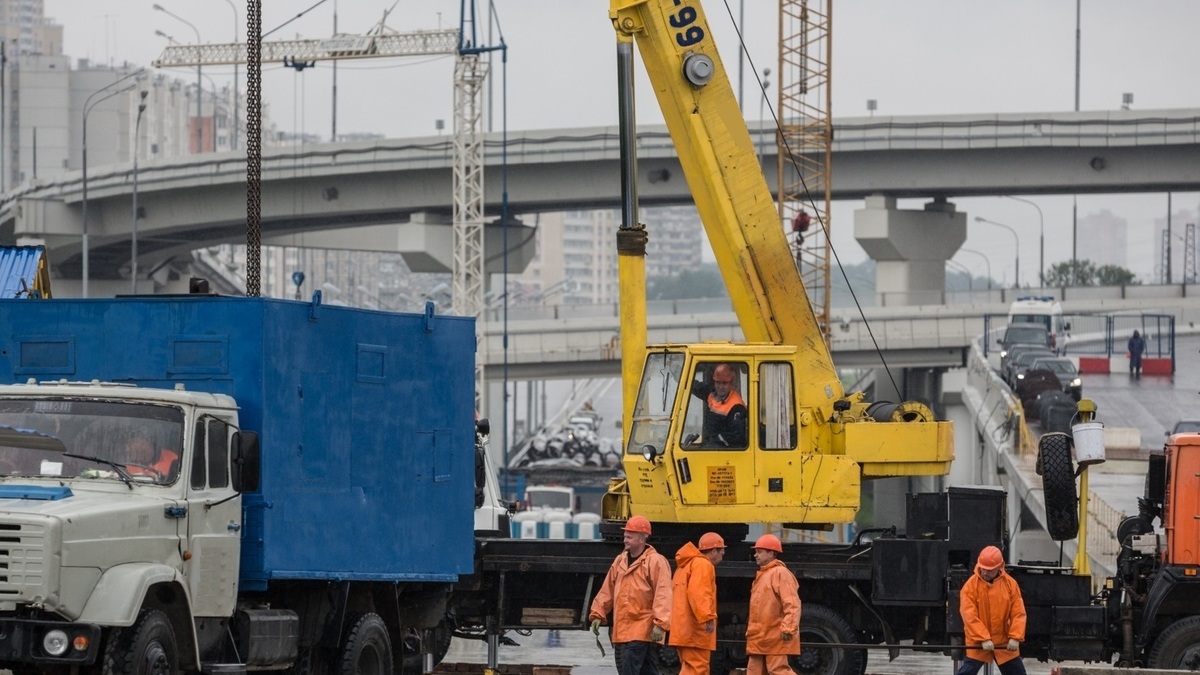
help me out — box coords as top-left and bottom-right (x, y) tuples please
(975, 216), (1021, 288)
(131, 91), (148, 294)
(957, 247), (993, 290)
(152, 4), (203, 154)
(82, 68), (144, 298)
(221, 0), (238, 151)
(1005, 196), (1044, 287)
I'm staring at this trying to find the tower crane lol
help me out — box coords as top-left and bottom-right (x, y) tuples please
(777, 0), (833, 343)
(154, 19), (497, 410)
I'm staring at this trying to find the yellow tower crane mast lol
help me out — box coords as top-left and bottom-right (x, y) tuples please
(778, 0), (833, 344)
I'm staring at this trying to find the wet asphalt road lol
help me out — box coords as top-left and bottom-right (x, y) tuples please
(443, 628), (1066, 675)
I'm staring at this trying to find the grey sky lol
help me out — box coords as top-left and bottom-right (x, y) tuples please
(46, 0), (1200, 284)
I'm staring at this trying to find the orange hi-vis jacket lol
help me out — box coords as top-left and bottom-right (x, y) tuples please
(707, 389), (745, 417)
(745, 559), (801, 656)
(589, 545), (672, 644)
(668, 542), (718, 650)
(959, 562), (1027, 665)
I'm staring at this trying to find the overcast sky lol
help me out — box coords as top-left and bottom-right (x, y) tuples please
(45, 0), (1200, 285)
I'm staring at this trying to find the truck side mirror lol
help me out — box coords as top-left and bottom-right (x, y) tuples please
(231, 431), (261, 493)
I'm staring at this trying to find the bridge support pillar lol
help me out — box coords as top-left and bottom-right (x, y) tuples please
(854, 194), (966, 307)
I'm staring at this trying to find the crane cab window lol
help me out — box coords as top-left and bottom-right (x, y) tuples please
(758, 362), (796, 450)
(681, 362), (749, 450)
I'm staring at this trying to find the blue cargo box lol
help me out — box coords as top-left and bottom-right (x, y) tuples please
(0, 295), (477, 589)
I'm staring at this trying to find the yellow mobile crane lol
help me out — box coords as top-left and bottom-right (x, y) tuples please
(604, 0), (952, 531)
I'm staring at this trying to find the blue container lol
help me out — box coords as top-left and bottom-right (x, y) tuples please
(0, 295), (477, 589)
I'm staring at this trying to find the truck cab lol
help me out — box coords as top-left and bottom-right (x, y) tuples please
(0, 381), (254, 669)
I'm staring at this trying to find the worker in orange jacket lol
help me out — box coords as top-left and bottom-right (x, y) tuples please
(956, 545), (1027, 675)
(668, 532), (726, 675)
(589, 515), (672, 675)
(745, 534), (801, 675)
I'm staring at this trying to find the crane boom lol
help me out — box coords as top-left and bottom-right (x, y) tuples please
(152, 29), (459, 67)
(610, 0), (837, 375)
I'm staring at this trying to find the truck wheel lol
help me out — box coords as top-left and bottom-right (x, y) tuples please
(790, 604), (865, 675)
(1148, 615), (1200, 670)
(1039, 433), (1079, 541)
(102, 608), (178, 675)
(337, 612), (393, 675)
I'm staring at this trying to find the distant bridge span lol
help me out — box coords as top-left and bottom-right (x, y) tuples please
(3, 109), (1198, 283)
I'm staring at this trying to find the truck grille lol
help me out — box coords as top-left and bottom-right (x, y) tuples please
(0, 522), (47, 598)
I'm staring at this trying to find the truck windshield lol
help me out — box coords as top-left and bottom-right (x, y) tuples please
(626, 352), (685, 456)
(527, 490), (572, 511)
(0, 399), (184, 485)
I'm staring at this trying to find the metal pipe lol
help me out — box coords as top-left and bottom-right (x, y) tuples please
(616, 38), (638, 231)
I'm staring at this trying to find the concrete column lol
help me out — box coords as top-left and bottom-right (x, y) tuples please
(855, 195), (967, 308)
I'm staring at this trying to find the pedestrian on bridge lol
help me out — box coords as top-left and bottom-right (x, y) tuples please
(668, 532), (726, 675)
(956, 545), (1027, 675)
(1128, 330), (1146, 377)
(589, 515), (672, 675)
(745, 534), (801, 675)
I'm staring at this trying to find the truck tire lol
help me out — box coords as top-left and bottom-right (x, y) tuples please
(102, 608), (178, 675)
(1039, 433), (1079, 541)
(1148, 615), (1200, 670)
(790, 604), (865, 675)
(337, 612), (392, 675)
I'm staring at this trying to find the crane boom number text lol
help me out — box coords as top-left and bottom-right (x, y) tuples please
(668, 1), (705, 47)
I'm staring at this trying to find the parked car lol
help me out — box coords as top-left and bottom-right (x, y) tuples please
(1018, 357), (1082, 401)
(998, 323), (1053, 379)
(1003, 346), (1056, 386)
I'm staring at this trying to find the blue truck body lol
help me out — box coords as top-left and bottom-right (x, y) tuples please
(0, 294), (477, 587)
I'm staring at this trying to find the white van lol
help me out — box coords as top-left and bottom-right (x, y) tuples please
(1008, 295), (1069, 353)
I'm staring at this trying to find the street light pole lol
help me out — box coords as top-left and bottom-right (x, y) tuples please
(153, 4), (203, 153)
(131, 91), (148, 294)
(958, 247), (993, 290)
(1005, 196), (1044, 287)
(222, 0), (238, 151)
(82, 69), (143, 298)
(975, 216), (1021, 288)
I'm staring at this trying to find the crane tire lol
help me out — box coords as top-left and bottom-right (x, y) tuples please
(1039, 433), (1079, 541)
(1148, 615), (1200, 670)
(790, 604), (866, 675)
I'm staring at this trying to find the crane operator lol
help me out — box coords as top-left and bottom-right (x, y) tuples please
(689, 363), (748, 448)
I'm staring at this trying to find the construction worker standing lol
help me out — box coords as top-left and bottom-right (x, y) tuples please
(668, 532), (726, 675)
(956, 545), (1027, 675)
(745, 534), (801, 675)
(589, 515), (672, 675)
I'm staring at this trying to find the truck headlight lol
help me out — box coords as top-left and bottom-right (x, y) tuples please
(43, 629), (69, 656)
(1070, 378), (1082, 388)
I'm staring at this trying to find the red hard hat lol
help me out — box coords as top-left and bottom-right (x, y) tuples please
(698, 532), (726, 551)
(978, 545), (1005, 571)
(622, 515), (652, 535)
(754, 534), (783, 553)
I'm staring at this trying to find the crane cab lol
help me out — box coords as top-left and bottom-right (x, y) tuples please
(604, 344), (954, 529)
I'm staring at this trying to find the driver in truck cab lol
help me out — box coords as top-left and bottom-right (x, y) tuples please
(123, 436), (180, 482)
(688, 363), (748, 448)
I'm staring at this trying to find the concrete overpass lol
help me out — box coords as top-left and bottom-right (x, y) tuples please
(3, 109), (1198, 290)
(479, 285), (1200, 379)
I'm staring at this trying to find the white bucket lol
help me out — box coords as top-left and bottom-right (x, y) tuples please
(1072, 422), (1106, 466)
